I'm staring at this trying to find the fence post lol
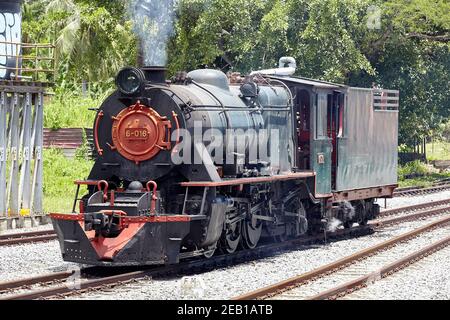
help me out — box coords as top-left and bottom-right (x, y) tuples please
(19, 92), (33, 214)
(7, 93), (22, 227)
(0, 92), (7, 217)
(31, 92), (44, 215)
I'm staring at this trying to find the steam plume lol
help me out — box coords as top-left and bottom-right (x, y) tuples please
(327, 218), (342, 233)
(128, 0), (179, 66)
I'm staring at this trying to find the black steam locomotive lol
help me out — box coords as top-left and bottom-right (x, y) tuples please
(51, 58), (400, 266)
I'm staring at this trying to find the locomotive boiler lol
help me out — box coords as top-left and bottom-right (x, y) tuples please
(51, 57), (400, 266)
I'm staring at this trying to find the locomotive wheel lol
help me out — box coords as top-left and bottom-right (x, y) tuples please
(219, 221), (242, 254)
(241, 216), (262, 249)
(356, 200), (368, 226)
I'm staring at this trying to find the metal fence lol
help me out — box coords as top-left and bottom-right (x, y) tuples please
(398, 152), (427, 165)
(44, 128), (96, 159)
(0, 91), (44, 221)
(0, 41), (53, 227)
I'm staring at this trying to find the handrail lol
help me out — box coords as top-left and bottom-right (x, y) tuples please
(0, 40), (53, 45)
(0, 41), (55, 84)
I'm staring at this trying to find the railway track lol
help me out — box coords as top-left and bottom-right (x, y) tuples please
(1, 200), (449, 300)
(233, 214), (450, 300)
(309, 235), (450, 300)
(0, 192), (445, 249)
(0, 226), (374, 300)
(0, 230), (57, 247)
(378, 198), (450, 218)
(394, 183), (450, 197)
(0, 198), (446, 248)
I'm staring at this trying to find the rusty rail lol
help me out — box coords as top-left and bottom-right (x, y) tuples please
(233, 214), (450, 300)
(372, 205), (450, 227)
(0, 230), (57, 247)
(309, 235), (450, 300)
(0, 270), (75, 293)
(394, 184), (450, 197)
(378, 198), (450, 218)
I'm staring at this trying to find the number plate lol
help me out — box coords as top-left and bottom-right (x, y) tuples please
(125, 128), (149, 140)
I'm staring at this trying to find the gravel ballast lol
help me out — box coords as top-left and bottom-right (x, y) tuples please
(0, 240), (79, 283)
(343, 245), (450, 300)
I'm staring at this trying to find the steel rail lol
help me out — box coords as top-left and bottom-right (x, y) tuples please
(0, 270), (75, 292)
(1, 270), (164, 300)
(232, 214), (450, 300)
(0, 232), (57, 247)
(0, 230), (55, 241)
(372, 205), (450, 227)
(394, 184), (450, 197)
(308, 235), (450, 300)
(378, 198), (450, 218)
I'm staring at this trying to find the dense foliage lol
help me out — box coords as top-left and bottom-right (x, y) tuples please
(22, 0), (449, 146)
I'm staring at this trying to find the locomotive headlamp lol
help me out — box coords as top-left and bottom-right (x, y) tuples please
(116, 67), (146, 95)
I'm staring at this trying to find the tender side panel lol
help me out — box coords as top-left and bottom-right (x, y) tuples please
(336, 88), (399, 191)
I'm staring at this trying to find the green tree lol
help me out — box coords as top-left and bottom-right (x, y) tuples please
(169, 0), (380, 82)
(21, 0), (449, 148)
(22, 0), (137, 93)
(386, 0), (450, 43)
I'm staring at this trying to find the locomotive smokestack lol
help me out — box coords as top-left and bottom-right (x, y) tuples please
(142, 66), (167, 84)
(137, 39), (145, 67)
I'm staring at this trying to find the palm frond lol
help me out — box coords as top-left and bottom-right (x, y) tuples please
(46, 0), (77, 14)
(55, 14), (81, 58)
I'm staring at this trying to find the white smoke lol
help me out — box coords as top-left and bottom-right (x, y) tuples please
(327, 201), (356, 232)
(341, 201), (356, 220)
(128, 0), (179, 66)
(327, 218), (342, 232)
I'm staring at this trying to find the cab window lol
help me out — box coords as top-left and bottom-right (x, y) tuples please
(315, 93), (327, 139)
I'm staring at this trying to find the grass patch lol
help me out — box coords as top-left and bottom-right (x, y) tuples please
(43, 149), (93, 213)
(398, 160), (450, 188)
(426, 141), (450, 161)
(44, 94), (105, 130)
(398, 173), (450, 188)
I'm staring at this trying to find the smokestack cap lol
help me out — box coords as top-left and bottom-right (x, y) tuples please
(142, 66), (167, 84)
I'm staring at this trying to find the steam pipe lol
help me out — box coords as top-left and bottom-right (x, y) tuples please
(250, 57), (297, 77)
(146, 181), (158, 214)
(97, 180), (109, 202)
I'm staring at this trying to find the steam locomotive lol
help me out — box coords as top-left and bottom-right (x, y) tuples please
(51, 57), (400, 266)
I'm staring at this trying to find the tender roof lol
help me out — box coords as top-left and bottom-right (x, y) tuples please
(269, 75), (347, 90)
